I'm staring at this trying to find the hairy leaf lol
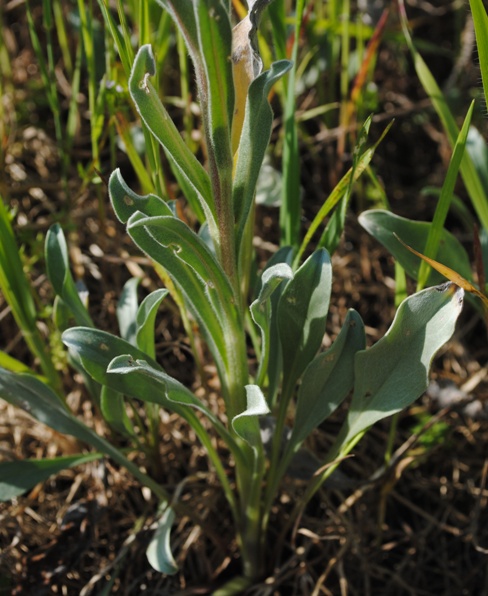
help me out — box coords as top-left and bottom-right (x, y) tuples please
(232, 385), (270, 449)
(129, 45), (213, 226)
(0, 453), (103, 501)
(109, 169), (173, 224)
(45, 224), (93, 327)
(291, 309), (366, 448)
(146, 506), (178, 574)
(359, 210), (472, 284)
(277, 249), (333, 395)
(233, 60), (292, 250)
(342, 283), (464, 444)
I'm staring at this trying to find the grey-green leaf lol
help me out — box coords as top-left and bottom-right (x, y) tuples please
(129, 45), (214, 227)
(232, 385), (270, 449)
(194, 0), (234, 148)
(358, 210), (473, 284)
(106, 355), (238, 454)
(291, 309), (366, 448)
(126, 213), (233, 377)
(62, 327), (163, 394)
(100, 384), (134, 437)
(117, 277), (140, 345)
(233, 60), (292, 249)
(342, 282), (464, 445)
(136, 289), (169, 357)
(109, 168), (173, 224)
(250, 262), (293, 385)
(277, 249), (333, 394)
(45, 224), (93, 327)
(146, 506), (178, 574)
(0, 453), (103, 501)
(264, 247), (295, 406)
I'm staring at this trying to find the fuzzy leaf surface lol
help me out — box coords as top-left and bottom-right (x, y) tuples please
(117, 277), (140, 345)
(129, 45), (213, 225)
(277, 249), (332, 393)
(233, 60), (292, 248)
(109, 169), (173, 224)
(127, 213), (236, 375)
(146, 506), (178, 574)
(45, 224), (93, 327)
(250, 262), (293, 385)
(0, 453), (103, 501)
(359, 210), (472, 284)
(291, 309), (366, 448)
(342, 283), (464, 444)
(136, 289), (169, 357)
(232, 385), (270, 449)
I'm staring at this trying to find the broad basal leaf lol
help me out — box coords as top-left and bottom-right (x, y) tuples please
(146, 505), (178, 574)
(342, 282), (464, 445)
(0, 453), (103, 501)
(291, 309), (365, 448)
(359, 210), (472, 284)
(45, 224), (93, 328)
(232, 385), (270, 450)
(129, 45), (214, 228)
(277, 249), (333, 395)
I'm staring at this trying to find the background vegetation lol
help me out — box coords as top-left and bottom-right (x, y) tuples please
(0, 0), (487, 594)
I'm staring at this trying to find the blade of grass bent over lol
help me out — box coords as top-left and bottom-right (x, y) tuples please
(396, 235), (488, 317)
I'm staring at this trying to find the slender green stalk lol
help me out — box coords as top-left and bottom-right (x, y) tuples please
(0, 199), (62, 394)
(279, 0), (305, 248)
(76, 0), (99, 167)
(417, 101), (474, 290)
(52, 0), (72, 74)
(26, 0), (69, 194)
(398, 0), (488, 230)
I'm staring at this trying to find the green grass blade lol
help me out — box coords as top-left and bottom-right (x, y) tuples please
(469, 0), (488, 107)
(129, 45), (213, 226)
(0, 367), (169, 502)
(295, 120), (393, 267)
(0, 200), (60, 390)
(399, 0), (488, 230)
(279, 0), (305, 248)
(417, 101), (474, 290)
(98, 0), (134, 75)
